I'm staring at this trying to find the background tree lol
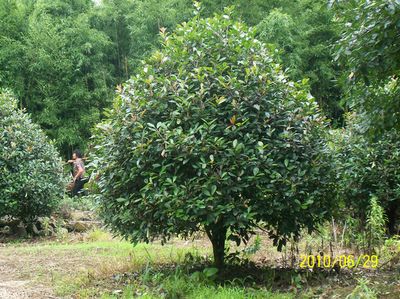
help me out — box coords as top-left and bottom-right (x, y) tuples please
(199, 0), (284, 25)
(23, 0), (114, 157)
(0, 90), (65, 222)
(257, 0), (342, 122)
(334, 115), (400, 235)
(334, 0), (400, 135)
(124, 0), (193, 68)
(0, 0), (193, 157)
(90, 0), (138, 83)
(0, 0), (31, 103)
(91, 9), (337, 269)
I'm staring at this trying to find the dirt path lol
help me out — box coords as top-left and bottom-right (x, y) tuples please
(0, 250), (55, 299)
(0, 235), (211, 299)
(1, 235), (398, 299)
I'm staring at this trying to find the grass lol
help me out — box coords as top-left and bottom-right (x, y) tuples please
(103, 280), (293, 299)
(0, 232), (213, 298)
(1, 232), (296, 298)
(1, 229), (399, 298)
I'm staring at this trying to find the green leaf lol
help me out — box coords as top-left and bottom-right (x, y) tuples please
(253, 167), (259, 176)
(203, 267), (218, 278)
(233, 139), (238, 148)
(203, 189), (211, 196)
(116, 197), (128, 203)
(211, 185), (217, 195)
(216, 96), (227, 104)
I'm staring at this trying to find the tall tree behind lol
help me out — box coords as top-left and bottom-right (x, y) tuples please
(90, 0), (136, 83)
(257, 0), (343, 122)
(0, 0), (31, 102)
(200, 0), (291, 25)
(334, 0), (400, 135)
(90, 0), (193, 84)
(0, 0), (114, 157)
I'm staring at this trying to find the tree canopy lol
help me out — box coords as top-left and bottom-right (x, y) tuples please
(0, 91), (65, 221)
(91, 9), (337, 268)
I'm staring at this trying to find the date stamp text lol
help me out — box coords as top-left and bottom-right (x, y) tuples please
(299, 254), (379, 269)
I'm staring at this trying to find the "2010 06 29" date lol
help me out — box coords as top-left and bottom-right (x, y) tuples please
(299, 254), (379, 269)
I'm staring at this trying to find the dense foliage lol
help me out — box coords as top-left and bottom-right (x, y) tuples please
(0, 0), (343, 156)
(0, 0), (114, 158)
(0, 91), (65, 221)
(257, 0), (342, 121)
(0, 0), (397, 256)
(331, 0), (400, 236)
(334, 116), (400, 235)
(335, 0), (400, 135)
(335, 0), (400, 83)
(92, 10), (337, 268)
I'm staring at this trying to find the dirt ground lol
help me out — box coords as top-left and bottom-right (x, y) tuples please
(0, 239), (117, 299)
(0, 235), (211, 299)
(0, 234), (399, 299)
(0, 248), (55, 299)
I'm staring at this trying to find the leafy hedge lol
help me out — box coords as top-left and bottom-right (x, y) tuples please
(0, 91), (65, 221)
(92, 9), (337, 267)
(335, 115), (400, 235)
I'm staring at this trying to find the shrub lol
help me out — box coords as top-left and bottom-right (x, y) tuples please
(0, 91), (65, 222)
(334, 114), (400, 235)
(91, 8), (337, 268)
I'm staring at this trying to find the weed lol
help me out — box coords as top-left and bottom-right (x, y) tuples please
(57, 194), (97, 214)
(378, 236), (400, 269)
(190, 267), (219, 283)
(346, 278), (377, 299)
(86, 228), (112, 242)
(366, 196), (388, 253)
(225, 234), (263, 266)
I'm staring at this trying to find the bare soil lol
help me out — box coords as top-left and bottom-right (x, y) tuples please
(0, 247), (55, 299)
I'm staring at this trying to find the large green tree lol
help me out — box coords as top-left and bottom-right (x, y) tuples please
(334, 0), (400, 135)
(92, 10), (337, 269)
(90, 0), (193, 84)
(90, 0), (138, 83)
(25, 0), (114, 157)
(0, 0), (31, 101)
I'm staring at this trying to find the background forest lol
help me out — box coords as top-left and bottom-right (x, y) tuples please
(1, 0), (346, 158)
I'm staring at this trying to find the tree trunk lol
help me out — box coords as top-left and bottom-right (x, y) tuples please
(205, 224), (227, 270)
(386, 200), (398, 236)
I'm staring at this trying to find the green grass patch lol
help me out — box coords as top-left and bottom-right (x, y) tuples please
(105, 281), (293, 299)
(100, 264), (294, 299)
(2, 232), (398, 299)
